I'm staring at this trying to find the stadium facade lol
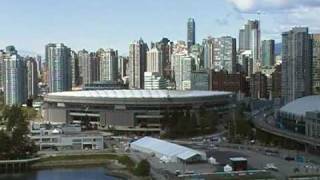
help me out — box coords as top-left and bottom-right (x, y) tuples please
(278, 95), (320, 137)
(43, 90), (235, 132)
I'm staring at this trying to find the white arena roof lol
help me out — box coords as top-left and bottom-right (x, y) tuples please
(130, 137), (206, 162)
(47, 89), (232, 99)
(280, 95), (320, 117)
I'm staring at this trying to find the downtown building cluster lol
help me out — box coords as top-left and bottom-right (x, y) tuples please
(2, 18), (320, 107)
(0, 46), (39, 105)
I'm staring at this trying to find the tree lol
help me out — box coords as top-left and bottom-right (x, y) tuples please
(184, 109), (195, 136)
(190, 112), (198, 129)
(199, 107), (209, 132)
(22, 107), (38, 120)
(0, 130), (10, 160)
(208, 110), (219, 132)
(134, 159), (150, 176)
(0, 106), (37, 159)
(4, 105), (26, 132)
(161, 110), (170, 130)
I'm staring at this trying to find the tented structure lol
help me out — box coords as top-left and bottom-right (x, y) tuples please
(208, 157), (218, 165)
(130, 137), (207, 163)
(224, 164), (233, 172)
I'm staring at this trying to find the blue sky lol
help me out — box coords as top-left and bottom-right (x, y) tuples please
(0, 0), (319, 55)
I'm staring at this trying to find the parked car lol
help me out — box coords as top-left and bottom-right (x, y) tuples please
(265, 163), (278, 171)
(285, 156), (295, 161)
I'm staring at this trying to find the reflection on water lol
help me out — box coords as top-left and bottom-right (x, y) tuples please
(0, 167), (120, 180)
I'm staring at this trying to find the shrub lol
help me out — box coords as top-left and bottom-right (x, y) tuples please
(117, 155), (135, 170)
(134, 159), (150, 176)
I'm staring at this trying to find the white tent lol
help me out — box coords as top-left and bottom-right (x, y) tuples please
(208, 157), (217, 165)
(130, 137), (206, 162)
(224, 164), (233, 172)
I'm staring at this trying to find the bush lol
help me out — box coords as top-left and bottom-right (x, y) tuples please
(134, 159), (150, 176)
(117, 155), (135, 170)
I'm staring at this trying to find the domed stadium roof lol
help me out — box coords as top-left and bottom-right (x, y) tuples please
(280, 96), (320, 116)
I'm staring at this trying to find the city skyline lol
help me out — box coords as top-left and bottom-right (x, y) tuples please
(1, 0), (320, 55)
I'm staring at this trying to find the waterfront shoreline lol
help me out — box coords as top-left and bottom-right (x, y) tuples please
(0, 153), (150, 180)
(29, 154), (139, 180)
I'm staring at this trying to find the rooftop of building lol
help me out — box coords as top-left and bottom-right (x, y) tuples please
(130, 136), (206, 161)
(47, 89), (232, 99)
(280, 95), (320, 117)
(30, 121), (108, 137)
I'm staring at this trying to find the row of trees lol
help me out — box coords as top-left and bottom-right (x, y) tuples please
(0, 106), (37, 160)
(161, 107), (219, 138)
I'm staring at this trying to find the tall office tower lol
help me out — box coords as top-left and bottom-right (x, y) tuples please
(90, 52), (100, 82)
(239, 20), (261, 73)
(78, 49), (93, 85)
(100, 49), (118, 82)
(155, 38), (173, 79)
(4, 48), (27, 105)
(203, 36), (236, 73)
(311, 34), (320, 95)
(170, 42), (188, 80)
(36, 55), (42, 77)
(144, 72), (167, 90)
(261, 40), (275, 67)
(238, 50), (254, 77)
(189, 44), (204, 70)
(46, 43), (72, 92)
(173, 54), (194, 90)
(146, 47), (163, 75)
(250, 72), (268, 99)
(187, 18), (196, 50)
(70, 50), (80, 87)
(25, 57), (38, 98)
(281, 27), (312, 104)
(0, 50), (5, 91)
(129, 39), (148, 89)
(272, 64), (282, 98)
(239, 29), (245, 51)
(118, 56), (128, 79)
(202, 38), (213, 69)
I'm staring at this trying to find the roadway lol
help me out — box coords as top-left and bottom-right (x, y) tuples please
(174, 138), (320, 180)
(251, 107), (320, 147)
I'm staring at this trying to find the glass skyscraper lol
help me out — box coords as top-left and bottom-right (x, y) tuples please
(311, 34), (320, 95)
(129, 39), (148, 89)
(238, 20), (261, 74)
(46, 43), (72, 92)
(187, 18), (195, 50)
(281, 27), (312, 104)
(100, 49), (118, 82)
(4, 48), (27, 105)
(261, 40), (275, 67)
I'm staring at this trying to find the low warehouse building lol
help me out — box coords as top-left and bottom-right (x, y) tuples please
(130, 136), (206, 163)
(30, 122), (104, 151)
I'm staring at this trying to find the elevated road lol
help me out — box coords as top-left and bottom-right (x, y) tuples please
(251, 110), (320, 147)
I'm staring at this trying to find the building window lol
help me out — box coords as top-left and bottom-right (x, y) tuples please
(72, 139), (81, 143)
